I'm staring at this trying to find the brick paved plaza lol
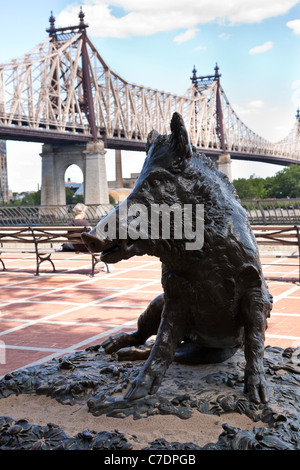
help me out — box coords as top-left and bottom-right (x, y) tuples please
(0, 252), (299, 377)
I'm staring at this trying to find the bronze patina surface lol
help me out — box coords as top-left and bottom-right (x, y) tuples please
(0, 346), (299, 449)
(82, 112), (273, 405)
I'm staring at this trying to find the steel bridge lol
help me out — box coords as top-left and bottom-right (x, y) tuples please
(0, 10), (299, 168)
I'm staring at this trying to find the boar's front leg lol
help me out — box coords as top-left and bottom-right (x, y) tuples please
(241, 287), (271, 404)
(101, 294), (164, 359)
(124, 299), (187, 400)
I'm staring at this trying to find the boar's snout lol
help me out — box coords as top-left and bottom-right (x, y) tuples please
(81, 232), (107, 253)
(81, 230), (137, 264)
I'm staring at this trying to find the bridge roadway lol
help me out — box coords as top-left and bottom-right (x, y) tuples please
(0, 124), (298, 167)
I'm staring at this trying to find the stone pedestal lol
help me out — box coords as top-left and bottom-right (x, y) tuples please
(84, 141), (109, 205)
(40, 141), (109, 205)
(216, 153), (232, 181)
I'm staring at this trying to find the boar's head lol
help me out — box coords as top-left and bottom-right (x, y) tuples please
(82, 112), (236, 264)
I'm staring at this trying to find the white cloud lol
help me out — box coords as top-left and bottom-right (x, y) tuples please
(174, 28), (199, 43)
(218, 33), (231, 40)
(231, 100), (291, 142)
(292, 80), (300, 106)
(248, 100), (264, 108)
(249, 41), (274, 54)
(194, 45), (207, 51)
(57, 0), (300, 38)
(287, 19), (300, 34)
(233, 100), (265, 116)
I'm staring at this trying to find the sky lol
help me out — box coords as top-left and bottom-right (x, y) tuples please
(1, 0), (300, 192)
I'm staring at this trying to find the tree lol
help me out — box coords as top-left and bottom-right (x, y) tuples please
(233, 165), (300, 199)
(66, 187), (75, 204)
(265, 165), (300, 198)
(233, 177), (267, 199)
(65, 187), (85, 204)
(20, 190), (41, 205)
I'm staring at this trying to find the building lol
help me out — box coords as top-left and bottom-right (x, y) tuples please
(65, 178), (82, 194)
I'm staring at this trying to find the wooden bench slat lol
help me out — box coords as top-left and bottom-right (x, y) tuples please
(253, 225), (299, 281)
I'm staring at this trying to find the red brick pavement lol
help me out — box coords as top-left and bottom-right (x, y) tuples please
(0, 252), (299, 377)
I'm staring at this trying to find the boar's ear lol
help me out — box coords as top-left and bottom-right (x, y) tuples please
(146, 129), (159, 153)
(170, 112), (192, 160)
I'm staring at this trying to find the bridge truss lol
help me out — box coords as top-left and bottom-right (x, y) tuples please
(0, 10), (299, 165)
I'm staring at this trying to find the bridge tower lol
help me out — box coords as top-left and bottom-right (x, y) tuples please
(191, 64), (232, 180)
(40, 10), (109, 206)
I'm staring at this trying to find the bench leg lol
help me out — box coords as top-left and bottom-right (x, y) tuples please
(91, 253), (109, 276)
(91, 253), (98, 277)
(0, 257), (6, 271)
(296, 226), (300, 283)
(36, 254), (56, 276)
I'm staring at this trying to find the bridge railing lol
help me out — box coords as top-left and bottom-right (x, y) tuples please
(0, 204), (114, 227)
(0, 200), (299, 226)
(241, 199), (300, 225)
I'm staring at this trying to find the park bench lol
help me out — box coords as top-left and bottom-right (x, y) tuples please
(252, 225), (300, 281)
(0, 225), (109, 276)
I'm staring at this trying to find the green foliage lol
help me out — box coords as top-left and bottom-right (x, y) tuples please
(73, 194), (84, 203)
(233, 177), (267, 199)
(233, 165), (300, 199)
(65, 187), (75, 204)
(265, 165), (300, 198)
(109, 194), (116, 204)
(2, 188), (83, 206)
(2, 190), (41, 206)
(21, 190), (41, 205)
(65, 187), (84, 204)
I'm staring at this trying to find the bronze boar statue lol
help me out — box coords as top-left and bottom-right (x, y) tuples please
(82, 112), (273, 404)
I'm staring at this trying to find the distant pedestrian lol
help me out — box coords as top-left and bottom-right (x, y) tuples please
(56, 203), (91, 252)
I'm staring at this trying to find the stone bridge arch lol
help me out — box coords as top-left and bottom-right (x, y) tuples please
(40, 141), (109, 206)
(65, 163), (84, 186)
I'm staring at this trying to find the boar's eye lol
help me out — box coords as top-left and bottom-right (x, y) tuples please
(165, 181), (175, 193)
(150, 179), (160, 188)
(147, 174), (162, 188)
(140, 180), (150, 192)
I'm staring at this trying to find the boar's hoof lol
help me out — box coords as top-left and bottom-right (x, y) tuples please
(244, 371), (269, 404)
(124, 372), (161, 400)
(101, 332), (132, 354)
(116, 346), (152, 361)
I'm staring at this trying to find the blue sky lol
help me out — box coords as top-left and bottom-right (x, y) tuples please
(1, 0), (300, 192)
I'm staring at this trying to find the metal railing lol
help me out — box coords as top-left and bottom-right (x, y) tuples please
(0, 199), (299, 226)
(241, 199), (300, 225)
(0, 204), (114, 226)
